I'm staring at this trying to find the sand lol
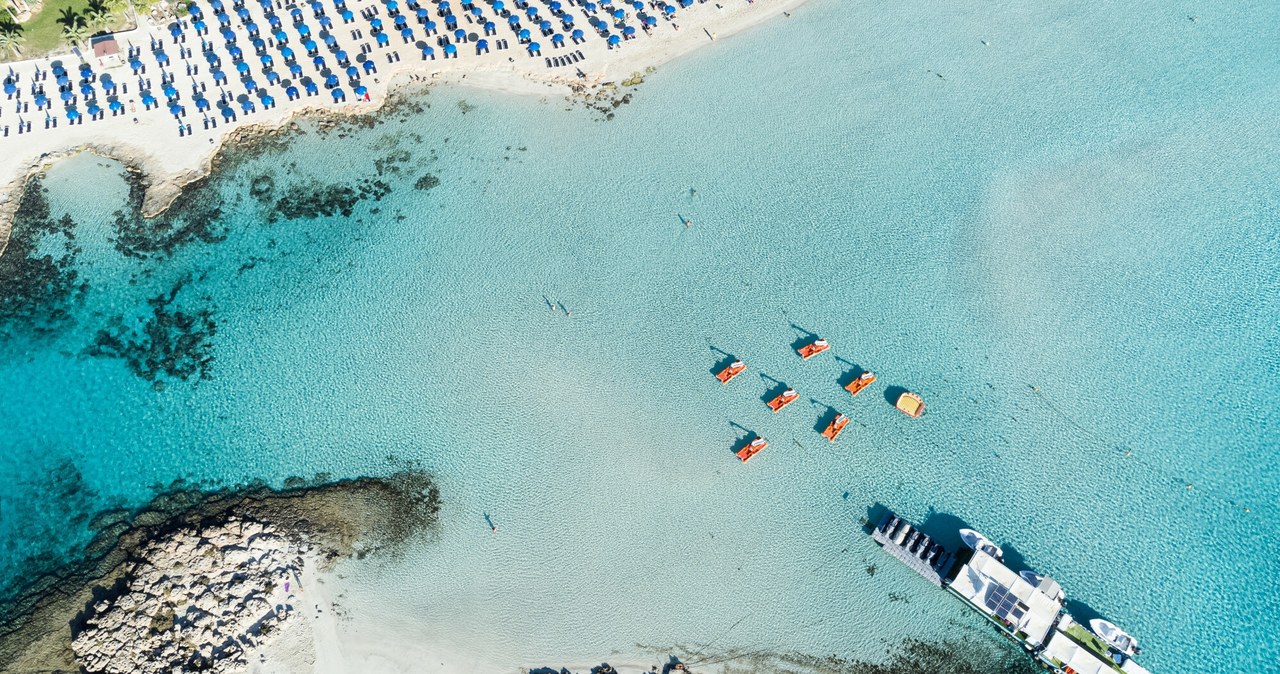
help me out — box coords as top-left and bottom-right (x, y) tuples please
(0, 0), (809, 257)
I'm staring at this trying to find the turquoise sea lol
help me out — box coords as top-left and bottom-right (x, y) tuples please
(2, 0), (1277, 671)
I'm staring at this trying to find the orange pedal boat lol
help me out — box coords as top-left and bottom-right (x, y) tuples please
(736, 436), (768, 462)
(767, 388), (799, 413)
(896, 392), (926, 418)
(844, 372), (876, 397)
(715, 360), (746, 384)
(821, 413), (850, 442)
(796, 338), (831, 360)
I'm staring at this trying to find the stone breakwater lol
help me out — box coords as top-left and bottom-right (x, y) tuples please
(72, 518), (305, 674)
(0, 470), (440, 673)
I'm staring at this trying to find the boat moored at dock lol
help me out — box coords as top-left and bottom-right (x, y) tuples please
(796, 338), (831, 360)
(821, 413), (850, 442)
(959, 528), (1004, 560)
(844, 371), (876, 396)
(1089, 619), (1141, 657)
(735, 436), (768, 462)
(767, 388), (799, 413)
(869, 509), (1151, 674)
(716, 360), (746, 384)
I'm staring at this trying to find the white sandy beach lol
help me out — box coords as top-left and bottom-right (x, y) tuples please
(0, 0), (808, 252)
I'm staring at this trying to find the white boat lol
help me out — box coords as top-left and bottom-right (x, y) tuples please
(958, 528), (1004, 560)
(1090, 618), (1140, 656)
(1018, 570), (1065, 603)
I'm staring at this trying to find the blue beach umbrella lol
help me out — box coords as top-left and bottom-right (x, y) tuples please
(88, 103), (101, 116)
(325, 73), (339, 87)
(169, 103), (183, 115)
(319, 15), (332, 27)
(229, 45), (243, 59)
(551, 32), (563, 45)
(454, 28), (465, 40)
(297, 23), (311, 35)
(336, 49), (348, 62)
(56, 74), (70, 86)
(269, 14), (282, 26)
(266, 69), (280, 83)
(527, 41), (540, 52)
(507, 14), (519, 25)
(341, 9), (353, 21)
(571, 27), (583, 39)
(631, 0), (641, 8)
(60, 89), (73, 101)
(330, 87), (343, 100)
(218, 11), (232, 23)
(416, 7), (428, 19)
(562, 13), (573, 24)
(439, 1), (450, 11)
(290, 7), (303, 19)
(237, 6), (250, 19)
(421, 45), (434, 57)
(370, 17), (382, 29)
(395, 14), (407, 27)
(607, 34), (619, 45)
(52, 65), (66, 76)
(375, 32), (389, 45)
(385, 0), (398, 10)
(303, 39), (317, 51)
(539, 19), (550, 31)
(443, 42), (456, 55)
(622, 25), (634, 36)
(471, 6), (482, 17)
(163, 84), (178, 97)
(354, 84), (367, 96)
(346, 65), (358, 77)
(275, 30), (288, 42)
(290, 63), (304, 76)
(643, 14), (655, 25)
(262, 94), (275, 106)
(361, 59), (375, 73)
(194, 19), (208, 30)
(612, 8), (623, 19)
(170, 25), (182, 37)
(81, 83), (94, 96)
(550, 1), (561, 11)
(35, 93), (49, 107)
(483, 20), (495, 32)
(425, 19), (437, 31)
(222, 27), (236, 40)
(241, 98), (254, 111)
(110, 99), (123, 111)
(476, 38), (488, 50)
(518, 28), (529, 40)
(66, 108), (80, 120)
(492, 0), (503, 10)
(281, 46), (295, 59)
(325, 33), (337, 45)
(213, 69), (227, 83)
(211, 0), (223, 9)
(526, 6), (538, 18)
(663, 4), (674, 13)
(261, 54), (274, 66)
(584, 2), (596, 11)
(130, 58), (143, 71)
(236, 60), (250, 73)
(313, 55), (326, 67)
(196, 97), (210, 110)
(141, 93), (156, 105)
(244, 78), (257, 91)
(221, 105), (234, 117)
(189, 3), (202, 15)
(246, 21), (259, 33)
(286, 85), (299, 97)
(253, 37), (267, 50)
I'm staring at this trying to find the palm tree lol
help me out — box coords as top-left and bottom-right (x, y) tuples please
(0, 27), (23, 58)
(62, 22), (89, 48)
(84, 0), (111, 32)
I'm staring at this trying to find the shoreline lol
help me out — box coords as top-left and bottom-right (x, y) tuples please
(0, 0), (810, 258)
(0, 470), (441, 673)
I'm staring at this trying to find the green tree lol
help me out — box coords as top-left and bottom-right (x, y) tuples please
(62, 22), (88, 48)
(0, 25), (23, 58)
(84, 0), (112, 31)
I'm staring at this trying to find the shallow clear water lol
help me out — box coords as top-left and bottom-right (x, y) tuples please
(2, 0), (1278, 671)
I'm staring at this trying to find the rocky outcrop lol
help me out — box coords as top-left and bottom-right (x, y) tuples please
(71, 518), (308, 674)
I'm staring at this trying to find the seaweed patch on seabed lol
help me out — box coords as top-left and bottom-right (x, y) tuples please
(111, 167), (228, 260)
(0, 177), (87, 339)
(250, 174), (394, 223)
(83, 275), (217, 388)
(635, 637), (1038, 674)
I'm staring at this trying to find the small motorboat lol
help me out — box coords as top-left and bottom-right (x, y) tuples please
(767, 388), (799, 413)
(715, 359), (746, 384)
(1019, 570), (1065, 603)
(895, 391), (925, 418)
(821, 413), (850, 442)
(735, 436), (768, 462)
(959, 528), (1004, 560)
(796, 337), (830, 360)
(1089, 619), (1140, 657)
(844, 371), (876, 396)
